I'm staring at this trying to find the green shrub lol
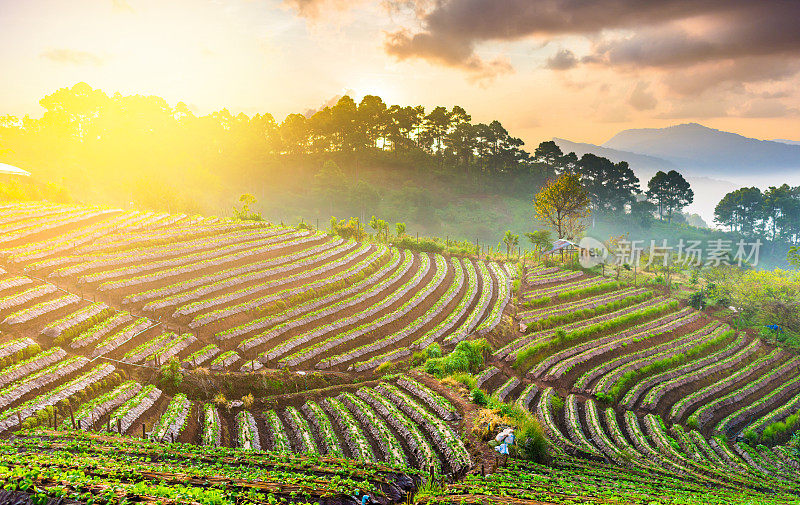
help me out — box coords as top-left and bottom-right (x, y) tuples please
(375, 361), (395, 375)
(425, 342), (442, 358)
(471, 388), (488, 406)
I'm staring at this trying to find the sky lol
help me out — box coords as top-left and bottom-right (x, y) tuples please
(1, 0), (800, 147)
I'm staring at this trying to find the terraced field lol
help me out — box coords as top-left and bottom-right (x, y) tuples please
(0, 200), (798, 504)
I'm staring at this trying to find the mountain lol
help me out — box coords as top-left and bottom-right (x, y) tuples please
(552, 138), (677, 173)
(773, 138), (800, 146)
(552, 136), (738, 225)
(602, 123), (800, 176)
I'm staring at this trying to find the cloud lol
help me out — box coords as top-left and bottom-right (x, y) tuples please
(628, 82), (657, 111)
(111, 0), (135, 14)
(384, 28), (512, 80)
(656, 99), (730, 119)
(302, 89), (355, 117)
(735, 100), (799, 118)
(380, 0), (800, 86)
(40, 49), (107, 66)
(283, 0), (368, 19)
(545, 49), (577, 70)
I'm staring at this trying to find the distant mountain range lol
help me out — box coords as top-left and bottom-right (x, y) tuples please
(773, 139), (800, 146)
(557, 123), (800, 179)
(551, 123), (800, 224)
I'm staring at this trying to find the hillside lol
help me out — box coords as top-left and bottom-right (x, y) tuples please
(0, 201), (798, 504)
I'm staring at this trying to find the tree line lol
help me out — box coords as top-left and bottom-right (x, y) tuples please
(715, 185), (800, 243)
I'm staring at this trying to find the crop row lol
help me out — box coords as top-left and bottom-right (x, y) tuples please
(75, 228), (310, 286)
(70, 312), (135, 349)
(151, 393), (191, 442)
(109, 384), (162, 434)
(372, 256), (464, 353)
(565, 395), (602, 457)
(284, 405), (317, 454)
(534, 387), (577, 454)
(397, 377), (460, 421)
(301, 401), (344, 457)
(144, 238), (355, 312)
(0, 274), (33, 292)
(265, 409), (292, 453)
(189, 243), (378, 328)
(502, 300), (686, 364)
(236, 410), (261, 451)
(70, 381), (142, 429)
(545, 304), (696, 383)
(2, 294), (81, 327)
(689, 355), (800, 429)
(202, 404), (222, 447)
(317, 255), (451, 369)
(522, 276), (611, 303)
(512, 298), (678, 367)
(176, 241), (371, 320)
(473, 262), (510, 336)
(41, 303), (111, 339)
(96, 229), (315, 294)
(0, 284), (58, 312)
(131, 236), (345, 306)
(6, 211), (144, 265)
(323, 398), (376, 462)
(275, 254), (433, 367)
(521, 288), (652, 329)
(90, 317), (153, 357)
(357, 387), (440, 472)
(623, 330), (748, 409)
(667, 344), (781, 420)
(227, 246), (393, 345)
(716, 373), (800, 438)
(0, 356), (88, 410)
(526, 269), (583, 286)
(338, 392), (407, 467)
(0, 209), (112, 246)
(377, 383), (471, 473)
(584, 399), (628, 464)
(0, 363), (115, 433)
(590, 322), (728, 398)
(0, 347), (66, 389)
(210, 350), (240, 370)
(182, 344), (220, 367)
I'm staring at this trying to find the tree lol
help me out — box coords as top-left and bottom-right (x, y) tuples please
(368, 215), (389, 242)
(577, 154), (640, 213)
(525, 230), (552, 256)
(646, 170), (694, 222)
(503, 230), (519, 259)
(714, 187), (763, 234)
(313, 160), (346, 215)
(395, 222), (406, 237)
(629, 199), (657, 228)
(789, 246), (800, 269)
(533, 173), (591, 240)
(233, 193), (262, 221)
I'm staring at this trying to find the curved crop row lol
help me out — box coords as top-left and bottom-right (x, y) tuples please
(667, 346), (782, 421)
(229, 246), (393, 346)
(323, 398), (375, 462)
(623, 330), (748, 409)
(151, 394), (191, 442)
(265, 410), (291, 453)
(357, 387), (440, 472)
(338, 392), (406, 467)
(276, 254), (433, 367)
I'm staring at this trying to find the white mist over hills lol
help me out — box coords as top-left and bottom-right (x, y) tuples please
(555, 123), (800, 226)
